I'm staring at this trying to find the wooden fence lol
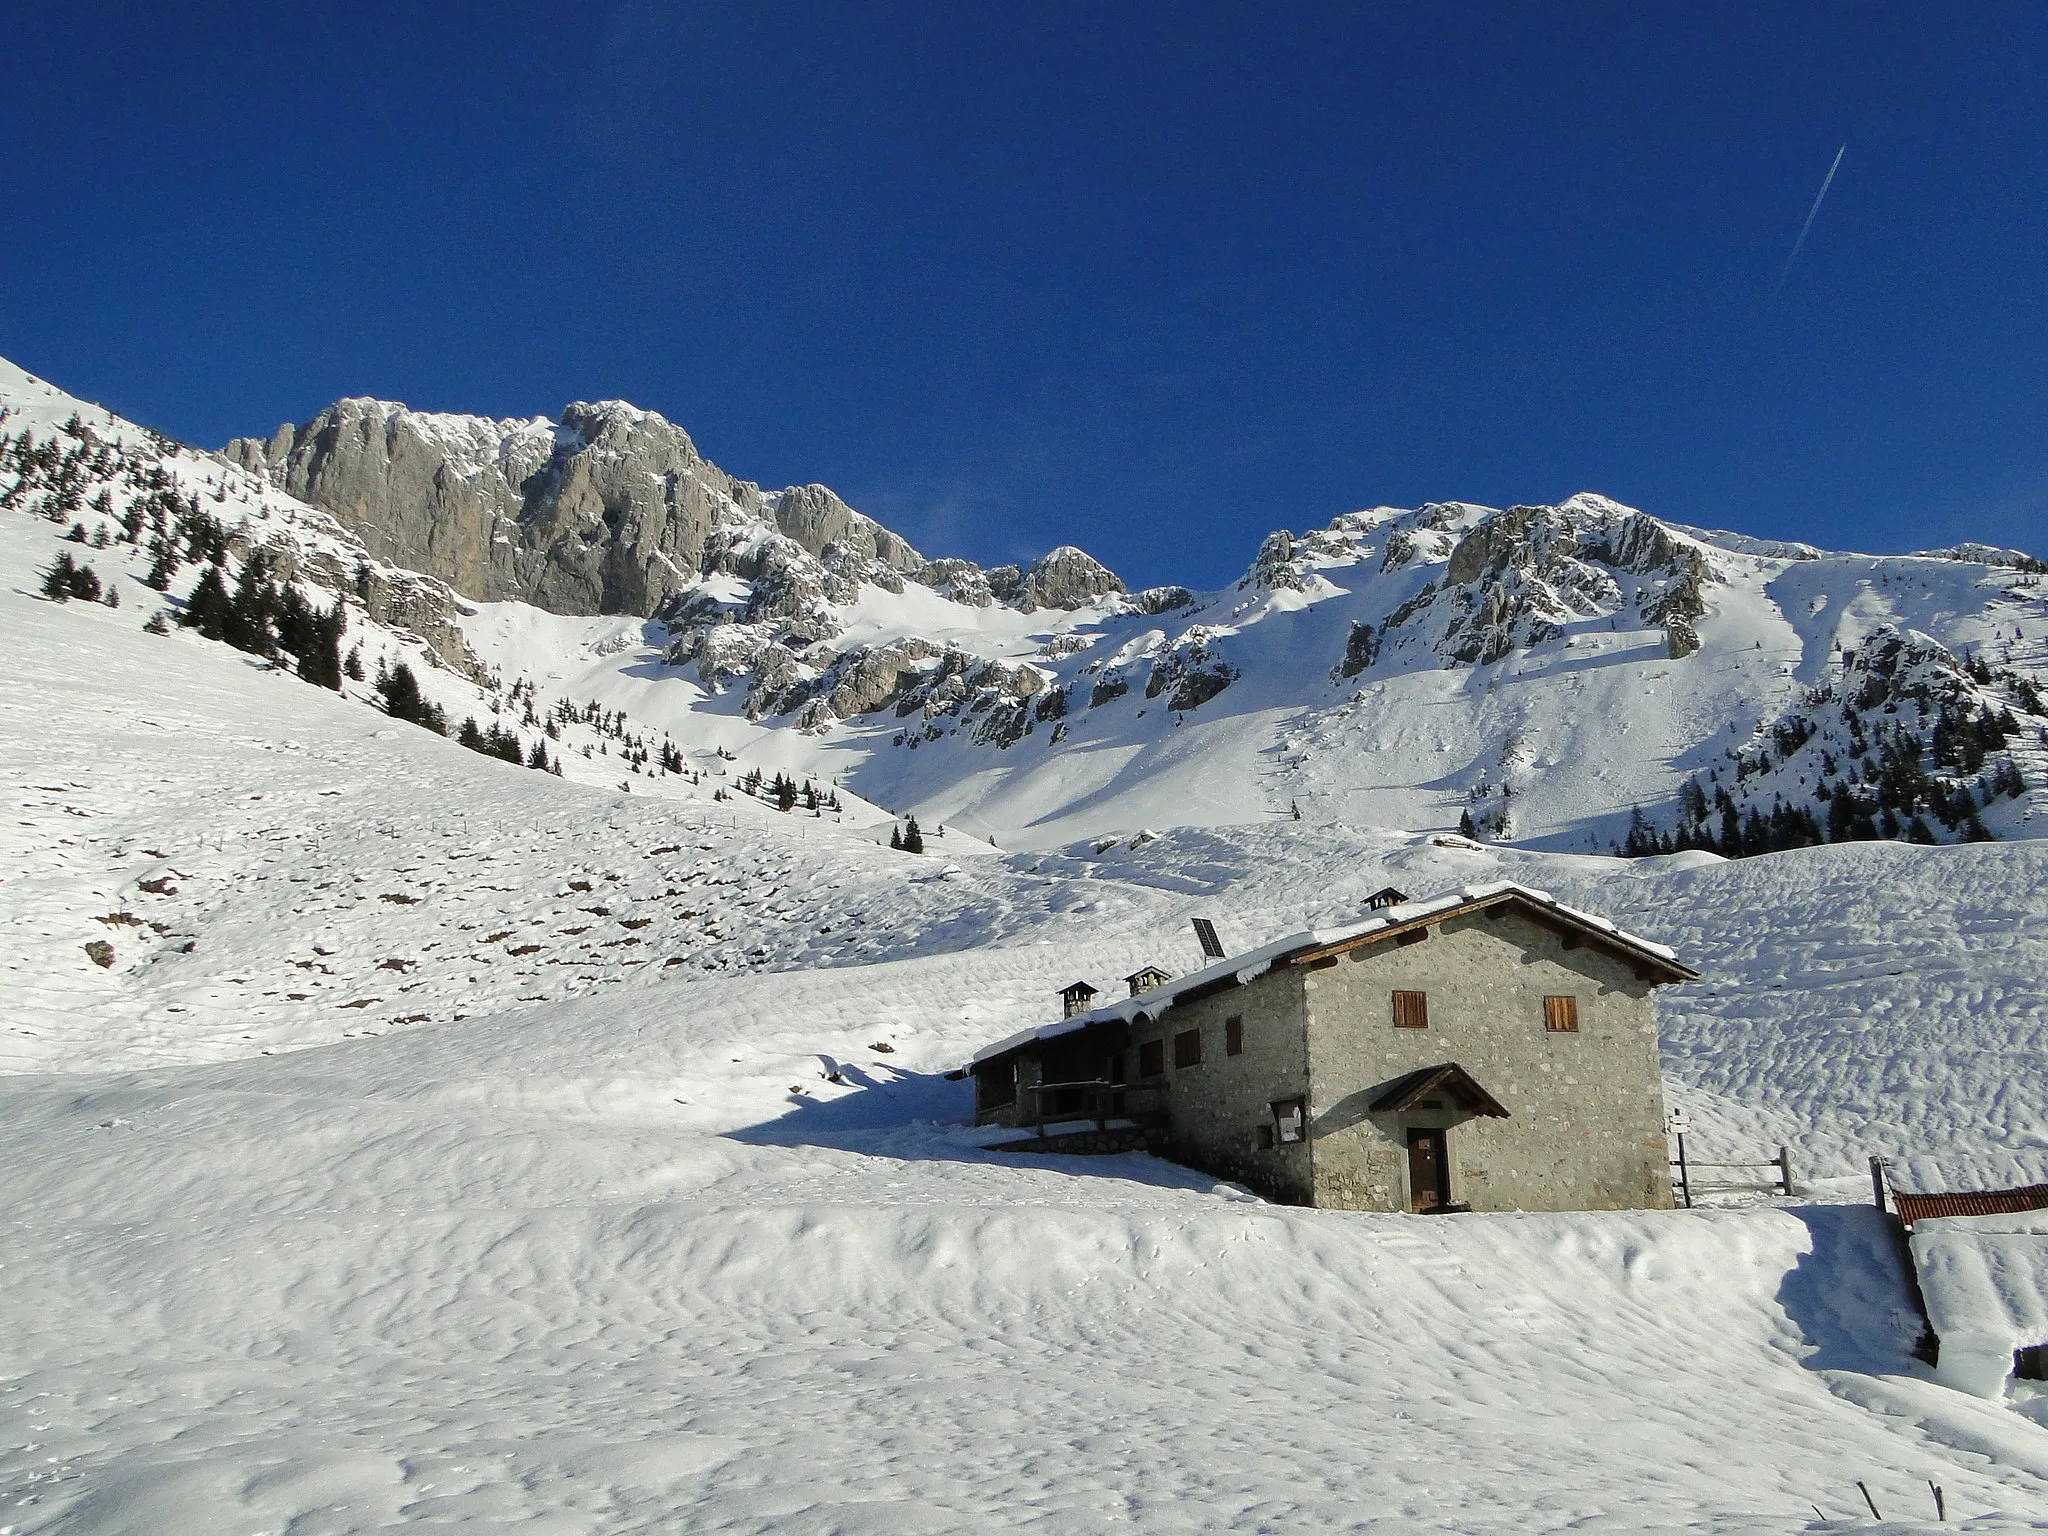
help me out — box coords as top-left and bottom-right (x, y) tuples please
(1670, 1135), (1795, 1207)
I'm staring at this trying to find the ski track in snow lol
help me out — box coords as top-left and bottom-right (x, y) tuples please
(4, 379), (2048, 1531)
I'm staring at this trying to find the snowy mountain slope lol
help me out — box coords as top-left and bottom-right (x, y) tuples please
(5, 353), (2046, 1177)
(440, 479), (2048, 855)
(0, 355), (927, 821)
(17, 353), (2048, 857)
(0, 511), (1193, 1076)
(10, 369), (2048, 1528)
(214, 369), (2048, 854)
(8, 473), (2048, 1178)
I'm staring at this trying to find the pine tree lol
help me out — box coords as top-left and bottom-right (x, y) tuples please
(39, 552), (78, 601)
(1621, 806), (1652, 858)
(344, 645), (364, 681)
(143, 538), (179, 591)
(1457, 808), (1476, 838)
(226, 553), (274, 654)
(375, 661), (444, 733)
(182, 565), (233, 640)
(889, 826), (903, 851)
(903, 816), (925, 854)
(1827, 788), (1856, 844)
(301, 603), (344, 690)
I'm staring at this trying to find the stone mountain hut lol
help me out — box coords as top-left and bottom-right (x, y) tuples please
(965, 882), (1697, 1213)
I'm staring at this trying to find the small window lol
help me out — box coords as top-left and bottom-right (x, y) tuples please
(979, 1062), (1015, 1108)
(1544, 995), (1579, 1033)
(1256, 1123), (1275, 1150)
(1174, 1028), (1203, 1068)
(1137, 1039), (1164, 1078)
(1272, 1097), (1306, 1144)
(1225, 1016), (1244, 1056)
(1392, 990), (1429, 1029)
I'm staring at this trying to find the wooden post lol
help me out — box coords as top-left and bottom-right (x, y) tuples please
(1777, 1145), (1795, 1198)
(1857, 1482), (1881, 1521)
(1929, 1480), (1945, 1521)
(1870, 1155), (1888, 1213)
(1676, 1132), (1692, 1209)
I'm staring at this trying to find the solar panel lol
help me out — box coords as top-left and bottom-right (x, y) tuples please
(1191, 917), (1225, 960)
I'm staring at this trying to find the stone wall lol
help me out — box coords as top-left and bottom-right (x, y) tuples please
(1127, 976), (1315, 1204)
(1300, 908), (1672, 1213)
(1000, 1125), (1168, 1157)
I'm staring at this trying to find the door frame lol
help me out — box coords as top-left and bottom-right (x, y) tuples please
(1404, 1124), (1453, 1212)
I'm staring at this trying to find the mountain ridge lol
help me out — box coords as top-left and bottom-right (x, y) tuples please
(9, 356), (2046, 858)
(223, 396), (1130, 622)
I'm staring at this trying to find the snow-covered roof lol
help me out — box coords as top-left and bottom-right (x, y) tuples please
(969, 882), (1696, 1067)
(1910, 1213), (2048, 1395)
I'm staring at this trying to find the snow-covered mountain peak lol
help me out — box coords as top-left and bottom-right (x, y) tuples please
(12, 353), (2048, 861)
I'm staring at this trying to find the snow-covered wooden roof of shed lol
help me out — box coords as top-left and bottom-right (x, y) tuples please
(968, 882), (1695, 1068)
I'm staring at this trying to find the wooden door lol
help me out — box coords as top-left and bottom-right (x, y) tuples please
(1406, 1128), (1450, 1212)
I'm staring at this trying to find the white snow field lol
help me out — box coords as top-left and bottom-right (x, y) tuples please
(6, 475), (2048, 1531)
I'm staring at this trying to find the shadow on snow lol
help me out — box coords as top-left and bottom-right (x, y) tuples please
(721, 1058), (1233, 1193)
(1773, 1202), (1931, 1375)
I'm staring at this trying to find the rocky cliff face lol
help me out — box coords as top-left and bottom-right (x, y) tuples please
(224, 393), (1164, 736)
(225, 398), (1128, 627)
(224, 398), (932, 618)
(1322, 493), (1722, 672)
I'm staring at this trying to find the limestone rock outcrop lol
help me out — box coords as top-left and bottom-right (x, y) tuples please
(1344, 493), (1726, 672)
(224, 399), (1137, 679)
(1017, 546), (1126, 612)
(225, 398), (928, 620)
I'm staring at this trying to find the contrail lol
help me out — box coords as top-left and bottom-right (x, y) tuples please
(1773, 144), (1846, 298)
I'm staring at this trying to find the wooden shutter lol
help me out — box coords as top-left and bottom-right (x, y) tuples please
(1174, 1028), (1203, 1068)
(1137, 1039), (1164, 1078)
(1392, 990), (1429, 1029)
(1225, 1016), (1244, 1056)
(1544, 995), (1579, 1032)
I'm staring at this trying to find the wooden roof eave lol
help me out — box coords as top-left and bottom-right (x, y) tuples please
(1282, 891), (1697, 983)
(1368, 1062), (1511, 1118)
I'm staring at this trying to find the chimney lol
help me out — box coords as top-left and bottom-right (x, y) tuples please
(1059, 980), (1099, 1019)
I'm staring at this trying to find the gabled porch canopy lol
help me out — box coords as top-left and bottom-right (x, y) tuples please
(1368, 1062), (1510, 1118)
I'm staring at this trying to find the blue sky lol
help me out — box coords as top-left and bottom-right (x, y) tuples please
(5, 4), (2046, 588)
